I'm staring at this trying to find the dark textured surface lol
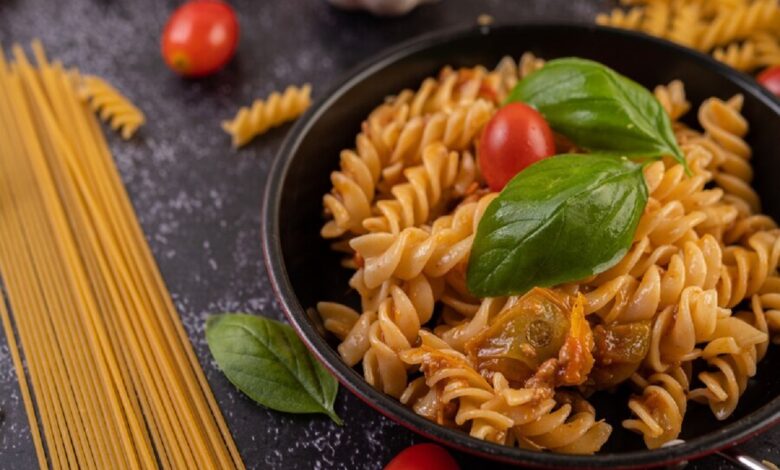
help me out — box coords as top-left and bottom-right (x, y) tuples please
(0, 1), (777, 469)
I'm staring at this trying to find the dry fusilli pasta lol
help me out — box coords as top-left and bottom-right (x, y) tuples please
(222, 84), (312, 147)
(78, 74), (145, 139)
(594, 0), (780, 78)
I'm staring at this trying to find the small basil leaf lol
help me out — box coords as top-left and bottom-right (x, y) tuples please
(206, 313), (342, 424)
(467, 154), (647, 297)
(507, 58), (686, 171)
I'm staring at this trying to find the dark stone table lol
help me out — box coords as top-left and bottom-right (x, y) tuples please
(0, 0), (777, 468)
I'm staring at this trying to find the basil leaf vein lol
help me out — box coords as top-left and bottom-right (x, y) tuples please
(206, 313), (342, 424)
(507, 58), (686, 170)
(467, 154), (648, 297)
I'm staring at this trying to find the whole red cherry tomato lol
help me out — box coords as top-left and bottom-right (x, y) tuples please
(384, 443), (459, 470)
(478, 102), (556, 191)
(161, 0), (239, 77)
(757, 65), (780, 97)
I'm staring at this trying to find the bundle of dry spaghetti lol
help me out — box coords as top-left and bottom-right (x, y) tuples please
(0, 41), (244, 470)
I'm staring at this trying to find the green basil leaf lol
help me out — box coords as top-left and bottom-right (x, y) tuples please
(206, 313), (342, 424)
(506, 58), (686, 170)
(467, 154), (648, 297)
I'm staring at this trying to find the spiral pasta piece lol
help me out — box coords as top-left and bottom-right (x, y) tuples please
(719, 230), (780, 308)
(424, 65), (503, 112)
(596, 7), (644, 29)
(321, 98), (411, 238)
(725, 214), (777, 245)
(739, 294), (771, 360)
(623, 366), (689, 449)
(322, 100), (493, 238)
(400, 335), (522, 442)
(647, 286), (726, 371)
(316, 301), (360, 340)
(713, 39), (761, 72)
(698, 94), (750, 159)
(78, 74), (145, 139)
(383, 99), (494, 175)
(586, 234), (725, 326)
(435, 296), (511, 352)
(654, 80), (691, 121)
(494, 52), (546, 97)
(696, 0), (780, 51)
(349, 193), (497, 289)
(221, 84), (311, 147)
(641, 1), (672, 37)
(753, 32), (780, 68)
(361, 281), (438, 397)
(512, 391), (612, 454)
(401, 333), (604, 450)
(363, 143), (476, 234)
(757, 277), (780, 343)
(697, 95), (760, 213)
(667, 3), (703, 47)
(689, 315), (768, 419)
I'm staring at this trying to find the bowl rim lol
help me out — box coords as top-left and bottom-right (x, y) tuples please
(262, 21), (780, 468)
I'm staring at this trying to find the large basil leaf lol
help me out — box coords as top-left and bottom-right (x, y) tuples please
(206, 313), (342, 424)
(467, 154), (647, 297)
(506, 58), (686, 169)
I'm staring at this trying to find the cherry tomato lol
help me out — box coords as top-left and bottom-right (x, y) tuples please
(161, 0), (239, 77)
(384, 444), (459, 470)
(757, 65), (780, 97)
(478, 102), (556, 191)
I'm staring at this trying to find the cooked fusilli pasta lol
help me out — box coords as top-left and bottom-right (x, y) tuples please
(222, 84), (312, 148)
(655, 80), (691, 121)
(623, 366), (690, 448)
(316, 58), (780, 454)
(321, 99), (494, 238)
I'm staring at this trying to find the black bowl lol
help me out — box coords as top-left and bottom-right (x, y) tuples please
(263, 23), (780, 468)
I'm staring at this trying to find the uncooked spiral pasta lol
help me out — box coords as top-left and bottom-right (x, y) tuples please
(316, 57), (780, 453)
(710, 31), (780, 72)
(667, 3), (703, 47)
(641, 1), (672, 37)
(713, 39), (761, 72)
(754, 32), (780, 68)
(77, 74), (145, 139)
(593, 0), (780, 78)
(222, 84), (312, 147)
(696, 0), (779, 51)
(596, 7), (644, 30)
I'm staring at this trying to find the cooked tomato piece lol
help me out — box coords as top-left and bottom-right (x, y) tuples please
(589, 321), (651, 389)
(465, 288), (571, 385)
(556, 294), (594, 386)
